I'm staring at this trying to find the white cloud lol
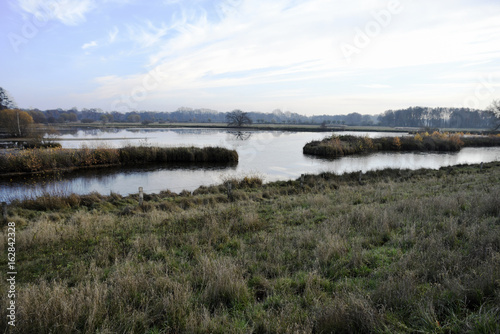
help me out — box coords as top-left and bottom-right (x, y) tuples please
(108, 26), (119, 43)
(82, 41), (97, 49)
(127, 21), (170, 49)
(360, 84), (391, 89)
(16, 0), (95, 25)
(75, 0), (500, 114)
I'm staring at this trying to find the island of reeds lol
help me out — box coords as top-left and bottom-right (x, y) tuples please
(303, 132), (500, 158)
(0, 145), (238, 175)
(1, 163), (499, 333)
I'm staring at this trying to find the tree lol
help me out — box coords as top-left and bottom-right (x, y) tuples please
(226, 110), (252, 127)
(126, 114), (141, 123)
(486, 100), (500, 130)
(100, 114), (109, 125)
(0, 109), (34, 137)
(28, 110), (47, 123)
(0, 87), (17, 110)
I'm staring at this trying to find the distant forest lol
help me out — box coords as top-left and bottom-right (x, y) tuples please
(378, 107), (494, 129)
(20, 106), (495, 129)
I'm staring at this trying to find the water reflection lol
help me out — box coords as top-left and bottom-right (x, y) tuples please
(228, 131), (253, 141)
(0, 162), (237, 202)
(2, 129), (499, 202)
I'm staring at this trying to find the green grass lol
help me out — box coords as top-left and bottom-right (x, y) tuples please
(303, 133), (500, 158)
(1, 163), (500, 333)
(0, 145), (238, 175)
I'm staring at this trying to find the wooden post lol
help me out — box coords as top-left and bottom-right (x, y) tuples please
(2, 202), (7, 223)
(358, 171), (362, 184)
(480, 162), (483, 171)
(139, 187), (144, 206)
(300, 174), (305, 190)
(227, 182), (233, 201)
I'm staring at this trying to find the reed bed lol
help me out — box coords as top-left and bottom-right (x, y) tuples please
(303, 132), (500, 158)
(0, 145), (238, 175)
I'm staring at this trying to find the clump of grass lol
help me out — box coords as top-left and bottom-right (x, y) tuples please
(198, 256), (250, 311)
(313, 292), (381, 334)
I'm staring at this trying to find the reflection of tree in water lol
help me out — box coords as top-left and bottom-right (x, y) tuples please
(228, 131), (252, 141)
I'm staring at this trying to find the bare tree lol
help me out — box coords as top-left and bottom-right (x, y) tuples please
(486, 100), (500, 131)
(226, 110), (252, 127)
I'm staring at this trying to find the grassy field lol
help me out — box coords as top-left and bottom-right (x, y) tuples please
(0, 146), (238, 176)
(1, 163), (500, 333)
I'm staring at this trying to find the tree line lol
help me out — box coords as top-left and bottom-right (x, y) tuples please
(1, 87), (499, 139)
(11, 107), (379, 126)
(377, 106), (496, 129)
(20, 106), (497, 129)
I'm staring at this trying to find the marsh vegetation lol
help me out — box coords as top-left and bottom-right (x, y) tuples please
(303, 132), (500, 158)
(0, 146), (238, 176)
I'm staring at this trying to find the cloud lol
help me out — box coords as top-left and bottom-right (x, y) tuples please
(360, 84), (391, 89)
(82, 40), (97, 49)
(127, 21), (170, 49)
(75, 0), (500, 113)
(108, 26), (119, 43)
(16, 0), (95, 25)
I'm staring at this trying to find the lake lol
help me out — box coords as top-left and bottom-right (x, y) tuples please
(1, 128), (499, 201)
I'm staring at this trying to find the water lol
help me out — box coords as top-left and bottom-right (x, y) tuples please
(1, 128), (499, 201)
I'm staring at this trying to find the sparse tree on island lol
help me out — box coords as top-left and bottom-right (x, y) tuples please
(486, 100), (500, 131)
(226, 110), (252, 127)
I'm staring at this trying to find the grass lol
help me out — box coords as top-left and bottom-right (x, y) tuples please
(1, 162), (500, 333)
(0, 145), (238, 175)
(303, 132), (500, 158)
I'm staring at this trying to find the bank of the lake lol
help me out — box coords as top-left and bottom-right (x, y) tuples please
(0, 146), (238, 176)
(48, 122), (410, 133)
(1, 163), (499, 333)
(303, 133), (500, 158)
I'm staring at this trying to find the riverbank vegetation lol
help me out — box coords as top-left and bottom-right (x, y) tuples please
(303, 132), (500, 158)
(0, 146), (238, 175)
(1, 163), (499, 333)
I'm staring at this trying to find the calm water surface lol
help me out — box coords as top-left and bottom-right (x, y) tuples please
(1, 128), (499, 201)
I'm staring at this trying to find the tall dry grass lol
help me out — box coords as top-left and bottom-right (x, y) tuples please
(303, 132), (500, 158)
(0, 145), (238, 175)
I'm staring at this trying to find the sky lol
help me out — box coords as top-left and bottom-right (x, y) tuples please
(1, 0), (500, 116)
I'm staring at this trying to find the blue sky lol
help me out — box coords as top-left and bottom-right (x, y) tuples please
(1, 0), (500, 115)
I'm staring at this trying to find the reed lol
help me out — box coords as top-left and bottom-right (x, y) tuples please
(0, 145), (238, 175)
(303, 132), (500, 158)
